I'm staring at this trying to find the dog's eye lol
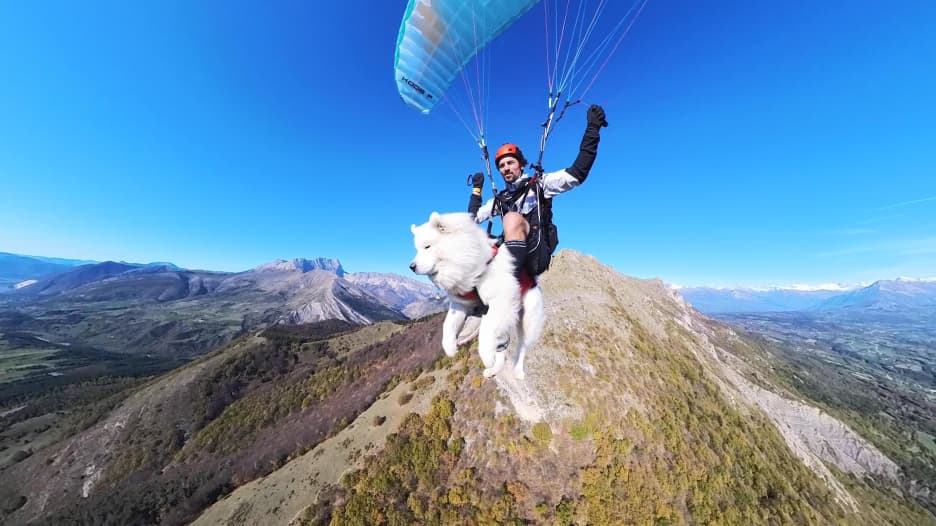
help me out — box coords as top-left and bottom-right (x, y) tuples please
(423, 244), (431, 250)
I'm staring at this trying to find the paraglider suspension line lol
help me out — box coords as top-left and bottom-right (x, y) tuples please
(534, 94), (580, 176)
(478, 139), (499, 236)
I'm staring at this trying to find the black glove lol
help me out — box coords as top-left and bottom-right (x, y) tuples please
(587, 104), (608, 129)
(467, 173), (484, 217)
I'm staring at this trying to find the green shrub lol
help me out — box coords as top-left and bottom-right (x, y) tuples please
(531, 422), (552, 443)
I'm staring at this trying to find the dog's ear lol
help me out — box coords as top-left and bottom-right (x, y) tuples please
(410, 224), (417, 234)
(429, 212), (447, 233)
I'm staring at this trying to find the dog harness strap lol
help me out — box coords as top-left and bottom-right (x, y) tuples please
(456, 245), (539, 303)
(458, 264), (537, 302)
(460, 290), (479, 301)
(457, 245), (500, 302)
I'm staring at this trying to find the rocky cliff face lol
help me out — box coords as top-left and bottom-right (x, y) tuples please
(675, 307), (901, 507)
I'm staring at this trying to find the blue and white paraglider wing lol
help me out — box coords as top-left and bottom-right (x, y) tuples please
(394, 0), (540, 114)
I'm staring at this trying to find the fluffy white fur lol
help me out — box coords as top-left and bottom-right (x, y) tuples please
(410, 212), (544, 379)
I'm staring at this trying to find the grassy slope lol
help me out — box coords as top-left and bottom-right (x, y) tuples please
(316, 323), (850, 525)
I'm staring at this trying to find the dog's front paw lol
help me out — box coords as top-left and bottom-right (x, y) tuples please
(442, 342), (458, 357)
(483, 352), (506, 378)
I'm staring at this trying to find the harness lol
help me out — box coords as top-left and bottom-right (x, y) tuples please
(494, 173), (555, 230)
(489, 173), (558, 276)
(458, 244), (537, 304)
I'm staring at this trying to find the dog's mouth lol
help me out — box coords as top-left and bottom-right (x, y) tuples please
(413, 264), (438, 278)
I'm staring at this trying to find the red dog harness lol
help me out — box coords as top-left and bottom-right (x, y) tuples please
(458, 245), (537, 302)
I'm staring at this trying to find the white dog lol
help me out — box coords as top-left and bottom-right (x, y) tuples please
(410, 212), (544, 379)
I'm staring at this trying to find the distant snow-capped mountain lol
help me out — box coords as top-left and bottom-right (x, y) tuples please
(677, 286), (849, 314)
(815, 278), (936, 312)
(679, 278), (936, 315)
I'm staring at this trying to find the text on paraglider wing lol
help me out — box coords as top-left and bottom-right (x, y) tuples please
(401, 76), (433, 100)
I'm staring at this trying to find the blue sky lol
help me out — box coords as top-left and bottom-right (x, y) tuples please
(1, 0), (934, 288)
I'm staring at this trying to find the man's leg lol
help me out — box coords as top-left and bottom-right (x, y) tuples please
(502, 212), (530, 282)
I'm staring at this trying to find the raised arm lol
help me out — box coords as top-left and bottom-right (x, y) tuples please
(540, 105), (608, 198)
(566, 105), (607, 183)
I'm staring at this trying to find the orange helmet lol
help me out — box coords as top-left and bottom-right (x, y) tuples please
(494, 143), (526, 167)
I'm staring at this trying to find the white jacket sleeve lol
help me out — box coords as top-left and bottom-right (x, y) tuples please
(474, 197), (496, 223)
(539, 168), (581, 199)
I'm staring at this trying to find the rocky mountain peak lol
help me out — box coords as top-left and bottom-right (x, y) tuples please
(253, 257), (345, 276)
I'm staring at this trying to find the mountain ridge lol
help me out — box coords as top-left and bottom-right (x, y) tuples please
(0, 254), (99, 292)
(1, 251), (931, 525)
(158, 252), (936, 524)
(189, 250), (929, 525)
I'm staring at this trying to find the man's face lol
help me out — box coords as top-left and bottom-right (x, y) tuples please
(498, 156), (523, 184)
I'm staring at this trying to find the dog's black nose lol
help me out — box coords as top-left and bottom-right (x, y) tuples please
(409, 262), (416, 272)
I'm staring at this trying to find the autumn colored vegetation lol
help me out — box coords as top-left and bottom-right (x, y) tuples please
(310, 311), (932, 525)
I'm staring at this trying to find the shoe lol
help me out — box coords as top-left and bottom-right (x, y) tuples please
(469, 302), (489, 317)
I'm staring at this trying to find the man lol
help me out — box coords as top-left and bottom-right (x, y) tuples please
(468, 104), (607, 280)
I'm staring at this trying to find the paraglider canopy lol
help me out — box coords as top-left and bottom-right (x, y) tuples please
(394, 0), (540, 115)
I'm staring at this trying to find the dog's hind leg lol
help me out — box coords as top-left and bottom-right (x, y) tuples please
(512, 322), (527, 380)
(442, 306), (469, 357)
(482, 337), (509, 378)
(513, 288), (545, 380)
(480, 299), (518, 378)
